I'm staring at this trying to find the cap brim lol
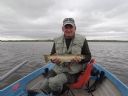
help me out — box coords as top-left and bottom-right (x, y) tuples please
(63, 23), (75, 26)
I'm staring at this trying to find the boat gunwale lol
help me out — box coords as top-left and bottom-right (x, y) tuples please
(0, 63), (54, 96)
(94, 64), (128, 96)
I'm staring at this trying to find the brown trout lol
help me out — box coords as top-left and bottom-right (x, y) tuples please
(44, 54), (85, 63)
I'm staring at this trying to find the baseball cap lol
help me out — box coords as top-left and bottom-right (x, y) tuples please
(63, 18), (75, 26)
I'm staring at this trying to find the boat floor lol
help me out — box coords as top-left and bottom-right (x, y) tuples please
(27, 75), (121, 96)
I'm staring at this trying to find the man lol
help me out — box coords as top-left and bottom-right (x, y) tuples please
(28, 18), (91, 96)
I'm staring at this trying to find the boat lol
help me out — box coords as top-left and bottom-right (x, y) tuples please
(0, 59), (128, 96)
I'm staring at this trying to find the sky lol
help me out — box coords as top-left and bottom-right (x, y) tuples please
(0, 0), (128, 40)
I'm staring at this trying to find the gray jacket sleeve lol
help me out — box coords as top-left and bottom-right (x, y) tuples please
(51, 43), (56, 55)
(80, 39), (91, 63)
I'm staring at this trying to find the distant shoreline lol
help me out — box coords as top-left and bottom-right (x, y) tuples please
(0, 40), (128, 42)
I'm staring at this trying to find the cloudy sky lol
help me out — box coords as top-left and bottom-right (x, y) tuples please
(0, 0), (128, 40)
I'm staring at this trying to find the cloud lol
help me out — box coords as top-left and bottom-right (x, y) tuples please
(0, 0), (128, 40)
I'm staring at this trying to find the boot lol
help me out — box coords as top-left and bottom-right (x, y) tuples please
(52, 91), (61, 96)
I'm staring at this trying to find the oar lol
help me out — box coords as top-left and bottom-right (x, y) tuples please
(0, 60), (28, 81)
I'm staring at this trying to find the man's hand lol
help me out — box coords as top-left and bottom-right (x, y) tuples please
(51, 57), (61, 65)
(71, 56), (81, 63)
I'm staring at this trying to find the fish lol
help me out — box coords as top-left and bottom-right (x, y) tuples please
(44, 54), (85, 63)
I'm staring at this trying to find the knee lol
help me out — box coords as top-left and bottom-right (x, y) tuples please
(48, 73), (68, 91)
(49, 77), (64, 91)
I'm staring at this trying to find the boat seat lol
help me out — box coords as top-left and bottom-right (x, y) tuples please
(62, 59), (96, 96)
(69, 58), (96, 89)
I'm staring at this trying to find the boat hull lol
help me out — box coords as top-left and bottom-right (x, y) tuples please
(0, 63), (128, 96)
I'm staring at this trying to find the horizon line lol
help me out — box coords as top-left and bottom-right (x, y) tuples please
(1, 39), (128, 42)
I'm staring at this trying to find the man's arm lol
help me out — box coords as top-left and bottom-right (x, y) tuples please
(51, 43), (56, 55)
(50, 43), (61, 64)
(81, 39), (91, 63)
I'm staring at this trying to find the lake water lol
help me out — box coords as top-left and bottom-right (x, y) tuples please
(0, 42), (128, 88)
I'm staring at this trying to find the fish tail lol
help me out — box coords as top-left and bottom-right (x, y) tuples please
(44, 55), (49, 63)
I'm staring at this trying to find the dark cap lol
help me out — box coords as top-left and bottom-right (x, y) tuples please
(63, 18), (75, 26)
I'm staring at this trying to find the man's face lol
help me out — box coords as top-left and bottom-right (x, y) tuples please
(62, 24), (76, 38)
